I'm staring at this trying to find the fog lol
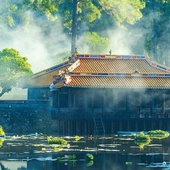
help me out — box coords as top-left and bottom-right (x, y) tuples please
(0, 12), (71, 73)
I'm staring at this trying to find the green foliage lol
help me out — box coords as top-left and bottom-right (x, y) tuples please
(78, 0), (101, 23)
(86, 153), (94, 160)
(138, 0), (170, 65)
(55, 52), (70, 64)
(135, 131), (150, 141)
(0, 139), (4, 148)
(23, 0), (58, 21)
(134, 130), (169, 149)
(125, 162), (132, 165)
(47, 136), (68, 145)
(0, 126), (5, 136)
(86, 160), (94, 167)
(22, 0), (146, 34)
(74, 135), (82, 141)
(0, 0), (27, 29)
(0, 48), (32, 97)
(83, 32), (109, 53)
(135, 132), (151, 150)
(98, 0), (145, 26)
(147, 130), (169, 139)
(0, 126), (5, 147)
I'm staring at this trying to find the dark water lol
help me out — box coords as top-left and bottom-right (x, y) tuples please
(0, 133), (170, 170)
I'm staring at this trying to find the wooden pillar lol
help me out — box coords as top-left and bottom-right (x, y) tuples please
(73, 91), (75, 113)
(150, 90), (154, 117)
(66, 120), (72, 135)
(162, 92), (165, 115)
(126, 92), (130, 117)
(68, 89), (72, 113)
(83, 90), (88, 113)
(143, 120), (146, 131)
(76, 121), (79, 135)
(135, 121), (138, 131)
(57, 91), (60, 112)
(119, 120), (122, 130)
(103, 90), (106, 113)
(84, 121), (87, 136)
(127, 120), (130, 131)
(92, 89), (94, 113)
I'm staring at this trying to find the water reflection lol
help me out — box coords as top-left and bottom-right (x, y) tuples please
(0, 134), (170, 170)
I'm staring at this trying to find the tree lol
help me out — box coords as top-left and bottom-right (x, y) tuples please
(0, 48), (32, 97)
(22, 0), (146, 52)
(81, 32), (109, 53)
(136, 0), (170, 65)
(0, 0), (26, 28)
(23, 0), (58, 21)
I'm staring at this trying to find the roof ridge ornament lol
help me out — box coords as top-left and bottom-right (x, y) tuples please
(131, 69), (142, 77)
(49, 69), (71, 90)
(69, 48), (78, 63)
(134, 69), (139, 74)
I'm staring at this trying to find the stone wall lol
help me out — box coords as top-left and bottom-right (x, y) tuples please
(0, 100), (58, 135)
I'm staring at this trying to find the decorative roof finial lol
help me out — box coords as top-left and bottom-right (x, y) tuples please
(109, 49), (112, 55)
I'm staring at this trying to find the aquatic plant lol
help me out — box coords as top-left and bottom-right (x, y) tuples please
(135, 131), (151, 150)
(0, 126), (5, 136)
(135, 131), (150, 141)
(47, 137), (67, 146)
(0, 139), (4, 148)
(74, 135), (82, 141)
(58, 154), (76, 165)
(0, 126), (5, 148)
(125, 162), (132, 165)
(86, 153), (94, 160)
(54, 146), (63, 151)
(86, 160), (94, 167)
(147, 130), (169, 139)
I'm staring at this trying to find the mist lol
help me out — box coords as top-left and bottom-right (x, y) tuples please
(0, 11), (71, 73)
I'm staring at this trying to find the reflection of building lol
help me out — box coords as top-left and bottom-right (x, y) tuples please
(1, 161), (27, 170)
(27, 53), (170, 135)
(7, 153), (170, 170)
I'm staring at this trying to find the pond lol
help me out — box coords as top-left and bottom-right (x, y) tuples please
(0, 132), (170, 170)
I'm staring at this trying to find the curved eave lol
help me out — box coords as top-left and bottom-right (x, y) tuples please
(64, 76), (170, 89)
(65, 85), (170, 89)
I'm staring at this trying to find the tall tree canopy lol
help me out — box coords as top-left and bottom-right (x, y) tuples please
(23, 0), (145, 31)
(0, 48), (32, 97)
(134, 0), (170, 65)
(2, 0), (170, 65)
(22, 0), (145, 52)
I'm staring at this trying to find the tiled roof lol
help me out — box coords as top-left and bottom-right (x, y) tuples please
(29, 61), (70, 87)
(66, 76), (170, 89)
(72, 58), (167, 74)
(29, 53), (170, 89)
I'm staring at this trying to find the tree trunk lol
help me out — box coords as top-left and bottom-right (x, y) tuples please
(71, 0), (78, 53)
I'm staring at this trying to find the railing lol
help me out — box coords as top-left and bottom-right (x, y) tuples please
(0, 100), (50, 109)
(51, 107), (170, 119)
